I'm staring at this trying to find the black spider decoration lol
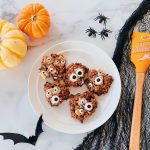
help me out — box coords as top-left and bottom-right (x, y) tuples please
(86, 27), (97, 38)
(94, 13), (109, 25)
(99, 29), (112, 40)
(86, 13), (112, 40)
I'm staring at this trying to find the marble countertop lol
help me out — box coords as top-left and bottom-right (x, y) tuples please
(0, 0), (142, 149)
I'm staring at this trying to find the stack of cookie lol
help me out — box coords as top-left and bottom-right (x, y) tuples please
(39, 53), (113, 123)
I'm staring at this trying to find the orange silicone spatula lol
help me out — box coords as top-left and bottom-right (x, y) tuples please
(130, 32), (150, 150)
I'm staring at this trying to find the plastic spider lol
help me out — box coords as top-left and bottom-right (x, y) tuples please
(99, 29), (112, 40)
(94, 13), (109, 25)
(86, 27), (97, 38)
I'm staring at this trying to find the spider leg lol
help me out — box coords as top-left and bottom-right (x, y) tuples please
(106, 29), (112, 33)
(94, 16), (99, 21)
(101, 35), (105, 40)
(93, 34), (96, 38)
(109, 30), (112, 33)
(99, 13), (102, 16)
(85, 28), (90, 32)
(103, 19), (107, 26)
(99, 33), (104, 40)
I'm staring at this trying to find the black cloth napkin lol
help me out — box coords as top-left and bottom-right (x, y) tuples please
(75, 0), (150, 149)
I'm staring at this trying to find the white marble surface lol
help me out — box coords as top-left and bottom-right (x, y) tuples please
(0, 0), (142, 149)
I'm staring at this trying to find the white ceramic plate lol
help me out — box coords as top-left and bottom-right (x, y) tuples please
(28, 41), (121, 134)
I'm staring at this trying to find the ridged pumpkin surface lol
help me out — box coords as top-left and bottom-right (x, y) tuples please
(0, 20), (27, 69)
(17, 3), (51, 39)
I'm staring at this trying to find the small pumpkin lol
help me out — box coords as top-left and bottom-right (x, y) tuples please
(17, 3), (51, 39)
(0, 20), (27, 69)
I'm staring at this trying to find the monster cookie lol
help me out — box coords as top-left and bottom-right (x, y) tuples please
(69, 91), (97, 123)
(44, 81), (70, 106)
(85, 69), (113, 96)
(65, 63), (89, 87)
(39, 54), (66, 80)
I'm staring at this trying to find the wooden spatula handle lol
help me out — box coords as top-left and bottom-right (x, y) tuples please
(129, 72), (145, 150)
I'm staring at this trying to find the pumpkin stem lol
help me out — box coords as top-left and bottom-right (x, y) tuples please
(30, 15), (37, 21)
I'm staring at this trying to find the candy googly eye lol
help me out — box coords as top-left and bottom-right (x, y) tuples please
(46, 56), (51, 63)
(41, 70), (46, 75)
(84, 102), (93, 111)
(79, 98), (87, 105)
(95, 76), (103, 85)
(98, 71), (103, 76)
(51, 95), (60, 104)
(40, 70), (48, 79)
(48, 67), (56, 74)
(53, 86), (60, 94)
(46, 89), (52, 98)
(76, 69), (84, 77)
(61, 60), (66, 64)
(70, 73), (78, 82)
(49, 67), (53, 72)
(75, 109), (84, 116)
(79, 109), (84, 115)
(55, 60), (59, 65)
(88, 83), (93, 88)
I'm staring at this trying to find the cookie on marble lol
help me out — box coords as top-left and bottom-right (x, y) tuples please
(69, 91), (97, 123)
(44, 81), (70, 106)
(85, 69), (113, 96)
(39, 54), (66, 80)
(65, 63), (89, 87)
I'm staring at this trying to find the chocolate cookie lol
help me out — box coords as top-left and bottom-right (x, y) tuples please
(69, 91), (97, 123)
(85, 69), (113, 96)
(44, 81), (70, 106)
(65, 63), (89, 87)
(39, 54), (66, 80)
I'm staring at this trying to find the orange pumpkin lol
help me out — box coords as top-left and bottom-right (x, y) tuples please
(17, 3), (51, 39)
